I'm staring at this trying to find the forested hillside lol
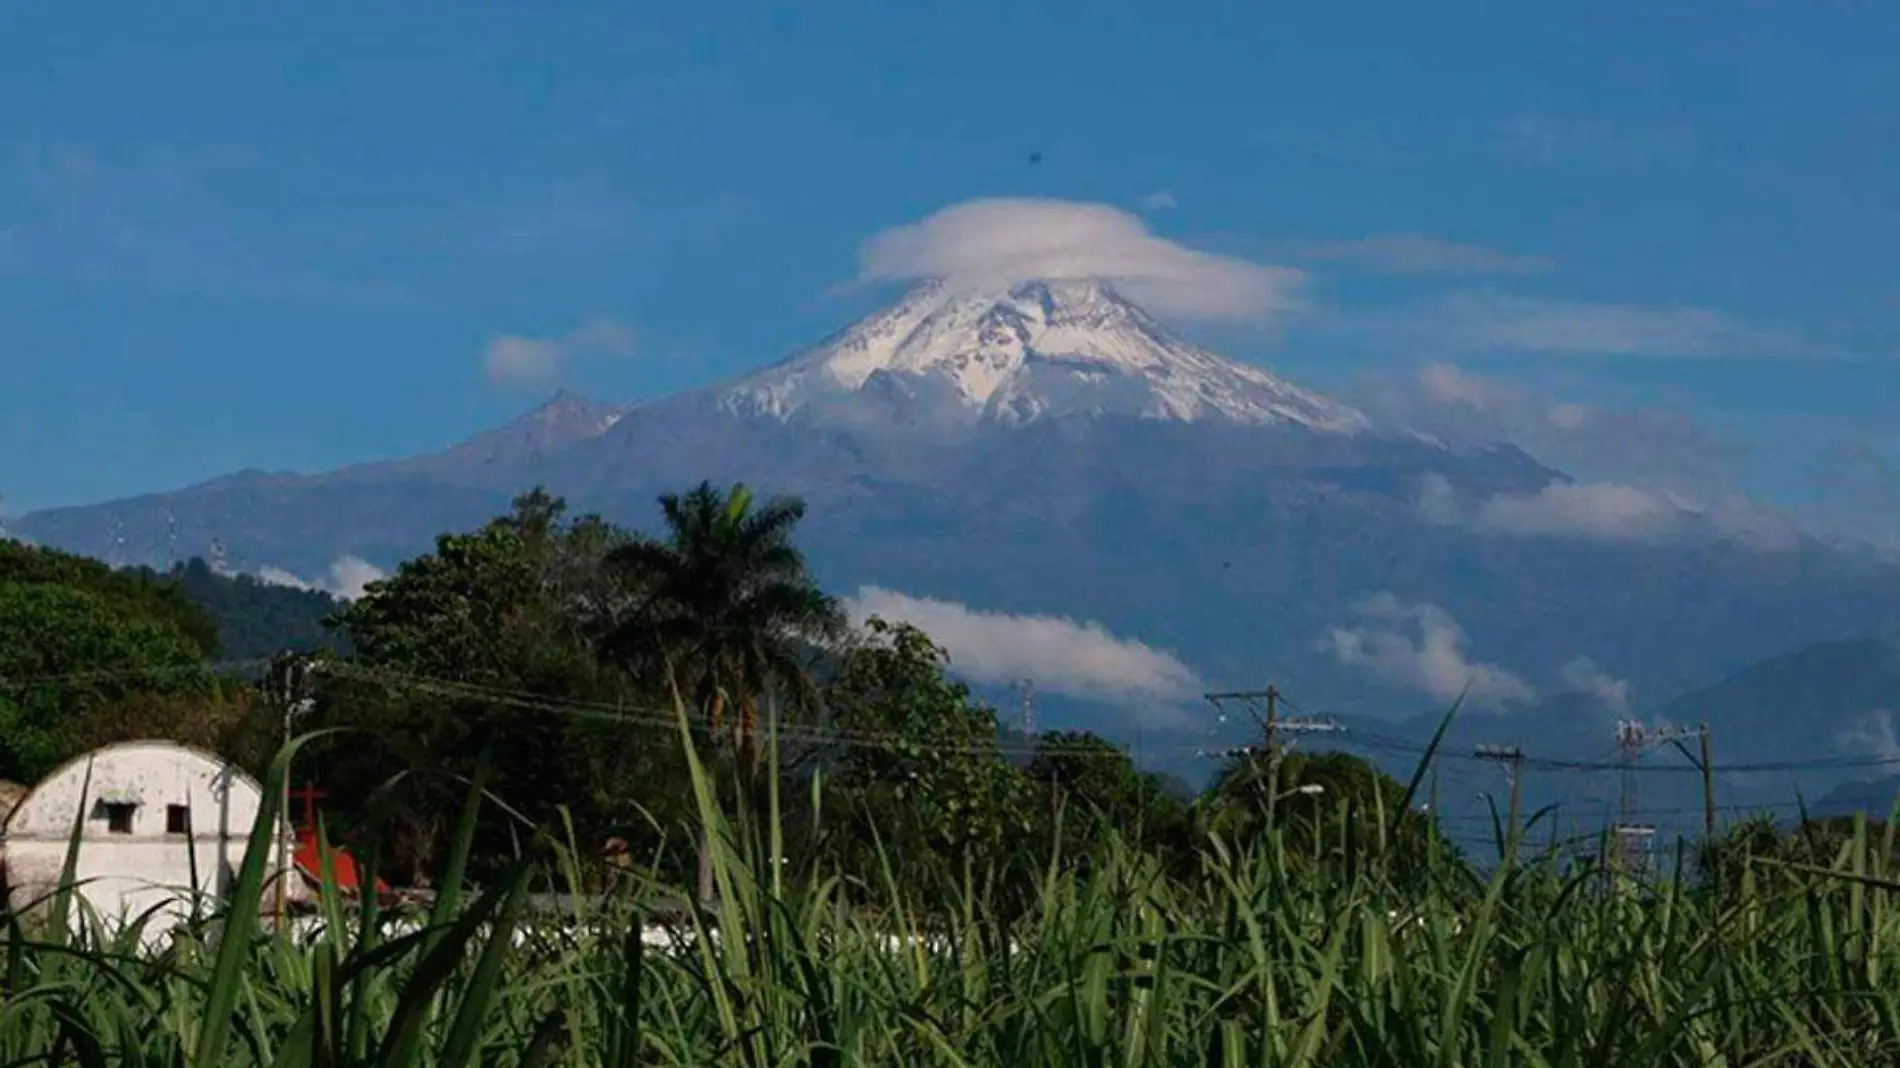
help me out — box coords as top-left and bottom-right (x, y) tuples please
(0, 540), (233, 781)
(135, 557), (348, 661)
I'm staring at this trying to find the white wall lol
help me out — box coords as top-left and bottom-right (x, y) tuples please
(2, 740), (286, 941)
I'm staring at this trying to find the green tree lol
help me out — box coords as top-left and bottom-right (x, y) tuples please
(317, 490), (677, 884)
(1696, 813), (1900, 897)
(0, 538), (219, 657)
(1027, 730), (1191, 872)
(146, 557), (347, 661)
(0, 580), (215, 782)
(817, 619), (1032, 898)
(603, 481), (843, 903)
(1201, 748), (1445, 871)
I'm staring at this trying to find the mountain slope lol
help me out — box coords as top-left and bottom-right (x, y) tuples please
(721, 280), (1370, 431)
(15, 279), (1900, 749)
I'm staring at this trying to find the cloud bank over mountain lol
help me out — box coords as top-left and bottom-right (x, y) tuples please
(843, 586), (1202, 710)
(255, 556), (388, 601)
(1325, 594), (1536, 710)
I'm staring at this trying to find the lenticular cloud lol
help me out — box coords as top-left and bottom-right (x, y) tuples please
(857, 198), (1304, 320)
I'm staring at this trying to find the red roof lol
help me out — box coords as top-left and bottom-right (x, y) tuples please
(293, 828), (390, 896)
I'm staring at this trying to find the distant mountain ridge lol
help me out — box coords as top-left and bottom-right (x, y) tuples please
(15, 278), (1900, 770)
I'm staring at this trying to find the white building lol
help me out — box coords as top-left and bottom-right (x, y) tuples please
(1, 740), (302, 941)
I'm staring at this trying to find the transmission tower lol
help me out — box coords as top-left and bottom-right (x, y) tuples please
(1014, 678), (1036, 736)
(1612, 720), (1709, 874)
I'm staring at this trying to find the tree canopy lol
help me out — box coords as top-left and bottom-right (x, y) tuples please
(0, 542), (223, 782)
(311, 490), (679, 883)
(816, 618), (1033, 890)
(604, 481), (843, 766)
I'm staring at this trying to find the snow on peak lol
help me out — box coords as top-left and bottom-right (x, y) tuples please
(527, 389), (632, 437)
(719, 279), (1369, 432)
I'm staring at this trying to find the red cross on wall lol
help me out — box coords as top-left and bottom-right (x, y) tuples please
(289, 782), (328, 835)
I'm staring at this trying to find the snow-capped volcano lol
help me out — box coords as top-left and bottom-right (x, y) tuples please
(719, 279), (1370, 432)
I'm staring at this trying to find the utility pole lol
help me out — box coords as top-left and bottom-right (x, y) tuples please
(1474, 744), (1526, 852)
(1656, 722), (1719, 841)
(1699, 723), (1716, 841)
(1204, 687), (1343, 830)
(268, 651), (319, 928)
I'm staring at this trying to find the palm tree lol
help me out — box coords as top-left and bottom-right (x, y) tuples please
(605, 481), (843, 904)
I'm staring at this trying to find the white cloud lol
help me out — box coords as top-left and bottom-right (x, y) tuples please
(1140, 190), (1179, 211)
(1325, 593), (1534, 710)
(1363, 364), (1743, 494)
(1419, 473), (1803, 550)
(841, 586), (1202, 707)
(483, 336), (563, 388)
(1836, 710), (1900, 767)
(1471, 481), (1687, 543)
(1439, 294), (1772, 358)
(325, 556), (388, 601)
(1300, 234), (1550, 276)
(1561, 656), (1631, 713)
(1417, 363), (1507, 408)
(254, 556), (387, 601)
(856, 197), (1304, 320)
(1335, 295), (1799, 360)
(482, 317), (636, 390)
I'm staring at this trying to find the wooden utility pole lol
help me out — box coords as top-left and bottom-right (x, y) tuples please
(1659, 722), (1718, 841)
(269, 652), (318, 928)
(1204, 687), (1343, 831)
(1475, 744), (1525, 852)
(1699, 723), (1716, 841)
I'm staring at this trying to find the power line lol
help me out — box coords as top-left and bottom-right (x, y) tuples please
(323, 662), (1177, 760)
(0, 658), (274, 689)
(1340, 729), (1900, 776)
(7, 658), (1897, 779)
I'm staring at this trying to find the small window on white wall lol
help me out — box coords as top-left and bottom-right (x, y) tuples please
(104, 802), (135, 834)
(166, 804), (190, 834)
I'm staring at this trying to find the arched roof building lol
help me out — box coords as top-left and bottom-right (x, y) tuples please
(1, 740), (290, 941)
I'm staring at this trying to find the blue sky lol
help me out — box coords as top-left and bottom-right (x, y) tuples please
(2, 2), (1895, 543)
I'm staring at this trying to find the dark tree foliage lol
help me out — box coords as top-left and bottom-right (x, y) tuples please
(1201, 748), (1450, 872)
(146, 558), (348, 661)
(1696, 813), (1900, 896)
(0, 540), (226, 783)
(313, 489), (690, 885)
(602, 480), (845, 902)
(603, 481), (844, 767)
(0, 538), (220, 657)
(1027, 730), (1193, 874)
(809, 618), (1033, 899)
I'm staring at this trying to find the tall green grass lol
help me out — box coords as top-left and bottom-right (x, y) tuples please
(6, 703), (1900, 1066)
